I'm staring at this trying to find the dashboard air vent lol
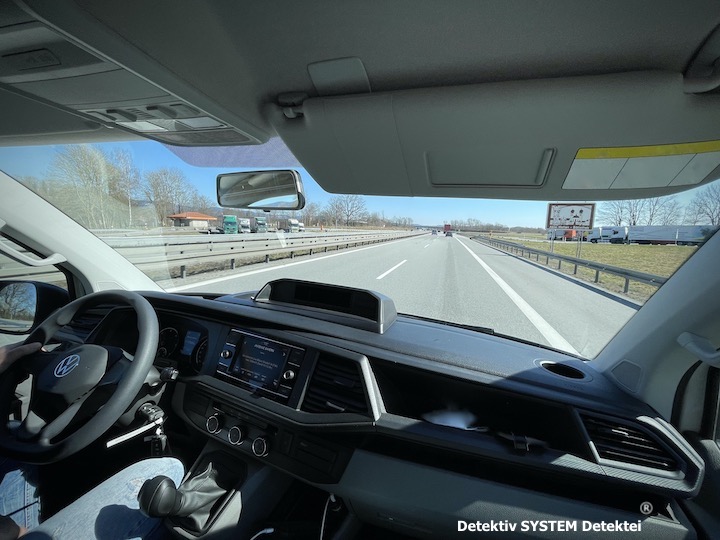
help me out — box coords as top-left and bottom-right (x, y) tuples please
(61, 308), (109, 341)
(581, 415), (678, 471)
(302, 354), (369, 416)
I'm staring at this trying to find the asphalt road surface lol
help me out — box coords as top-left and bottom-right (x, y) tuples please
(170, 234), (637, 358)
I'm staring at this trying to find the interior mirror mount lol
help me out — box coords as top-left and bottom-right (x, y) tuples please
(0, 281), (69, 335)
(216, 170), (305, 210)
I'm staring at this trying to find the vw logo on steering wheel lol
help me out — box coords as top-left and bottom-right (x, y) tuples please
(54, 354), (81, 378)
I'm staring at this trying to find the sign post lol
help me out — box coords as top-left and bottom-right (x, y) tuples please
(546, 203), (596, 259)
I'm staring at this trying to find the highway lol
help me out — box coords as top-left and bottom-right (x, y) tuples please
(170, 234), (637, 359)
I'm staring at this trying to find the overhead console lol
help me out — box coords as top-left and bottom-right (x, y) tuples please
(0, 0), (266, 145)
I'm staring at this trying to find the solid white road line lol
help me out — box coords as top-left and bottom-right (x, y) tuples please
(167, 236), (414, 292)
(376, 260), (407, 280)
(455, 237), (580, 356)
(424, 244), (430, 248)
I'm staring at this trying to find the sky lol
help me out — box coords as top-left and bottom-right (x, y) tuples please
(0, 139), (699, 228)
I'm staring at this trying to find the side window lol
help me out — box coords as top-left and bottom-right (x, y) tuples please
(0, 236), (68, 346)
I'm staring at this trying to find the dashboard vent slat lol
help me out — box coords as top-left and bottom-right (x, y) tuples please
(302, 354), (369, 416)
(581, 415), (678, 471)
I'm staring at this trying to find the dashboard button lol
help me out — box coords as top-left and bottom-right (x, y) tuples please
(228, 426), (244, 445)
(252, 436), (270, 457)
(206, 414), (223, 434)
(282, 369), (295, 381)
(221, 349), (232, 359)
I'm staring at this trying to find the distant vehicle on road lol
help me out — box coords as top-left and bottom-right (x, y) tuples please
(278, 218), (300, 233)
(443, 224), (452, 234)
(251, 216), (268, 233)
(222, 215), (239, 234)
(238, 218), (251, 233)
(431, 229), (438, 235)
(445, 230), (453, 237)
(298, 222), (306, 232)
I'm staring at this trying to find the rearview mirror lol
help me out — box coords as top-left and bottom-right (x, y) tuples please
(0, 281), (69, 335)
(216, 170), (305, 210)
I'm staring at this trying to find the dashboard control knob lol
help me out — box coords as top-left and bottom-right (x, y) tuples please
(282, 369), (295, 381)
(252, 436), (270, 457)
(206, 413), (223, 434)
(228, 426), (244, 445)
(220, 349), (232, 359)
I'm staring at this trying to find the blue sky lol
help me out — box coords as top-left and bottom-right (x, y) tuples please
(0, 140), (578, 227)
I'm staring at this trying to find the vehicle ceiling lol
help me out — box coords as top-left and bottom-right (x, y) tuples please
(2, 0), (720, 200)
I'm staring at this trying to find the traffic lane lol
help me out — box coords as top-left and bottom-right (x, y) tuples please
(186, 233), (551, 350)
(180, 234), (433, 295)
(456, 237), (637, 358)
(370, 235), (551, 348)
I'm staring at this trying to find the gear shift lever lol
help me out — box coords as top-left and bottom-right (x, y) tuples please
(138, 463), (227, 532)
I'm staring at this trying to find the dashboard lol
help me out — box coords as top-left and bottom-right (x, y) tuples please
(72, 284), (704, 539)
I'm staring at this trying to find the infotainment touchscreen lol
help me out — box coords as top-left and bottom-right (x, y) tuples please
(230, 334), (289, 391)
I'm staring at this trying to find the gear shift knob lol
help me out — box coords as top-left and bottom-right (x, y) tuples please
(138, 475), (180, 517)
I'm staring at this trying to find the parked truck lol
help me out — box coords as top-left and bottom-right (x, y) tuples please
(588, 225), (715, 245)
(278, 218), (300, 233)
(627, 225), (712, 245)
(588, 226), (615, 243)
(221, 215), (238, 234)
(251, 216), (268, 233)
(238, 218), (251, 233)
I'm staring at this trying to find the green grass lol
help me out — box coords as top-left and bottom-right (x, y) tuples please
(485, 238), (696, 302)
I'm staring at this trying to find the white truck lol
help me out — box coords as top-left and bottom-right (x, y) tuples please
(238, 218), (251, 233)
(627, 225), (712, 245)
(587, 226), (615, 243)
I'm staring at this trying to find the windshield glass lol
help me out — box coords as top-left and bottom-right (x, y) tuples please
(1, 139), (717, 359)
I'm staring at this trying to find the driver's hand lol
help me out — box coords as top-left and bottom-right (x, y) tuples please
(0, 342), (42, 376)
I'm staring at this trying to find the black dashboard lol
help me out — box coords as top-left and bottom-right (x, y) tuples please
(70, 283), (704, 538)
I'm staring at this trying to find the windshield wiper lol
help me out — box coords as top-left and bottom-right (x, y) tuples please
(399, 313), (495, 335)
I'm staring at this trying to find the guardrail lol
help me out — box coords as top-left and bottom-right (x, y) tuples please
(472, 235), (667, 293)
(0, 230), (421, 282)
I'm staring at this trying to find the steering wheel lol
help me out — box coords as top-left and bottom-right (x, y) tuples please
(0, 290), (159, 464)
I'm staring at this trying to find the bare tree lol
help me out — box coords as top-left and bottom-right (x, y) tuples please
(597, 200), (626, 226)
(624, 199), (646, 226)
(144, 168), (193, 226)
(108, 149), (141, 227)
(51, 145), (116, 229)
(643, 196), (683, 225)
(301, 202), (321, 226)
(324, 195), (367, 226)
(685, 183), (720, 226)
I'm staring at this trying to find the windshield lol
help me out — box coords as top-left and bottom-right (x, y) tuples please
(1, 139), (717, 359)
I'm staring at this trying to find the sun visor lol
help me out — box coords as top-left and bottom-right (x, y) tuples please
(269, 71), (720, 200)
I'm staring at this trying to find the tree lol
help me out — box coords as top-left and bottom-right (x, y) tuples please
(597, 200), (626, 226)
(334, 195), (368, 226)
(108, 149), (141, 227)
(51, 145), (116, 229)
(685, 183), (720, 226)
(143, 168), (193, 226)
(644, 196), (683, 226)
(301, 202), (321, 226)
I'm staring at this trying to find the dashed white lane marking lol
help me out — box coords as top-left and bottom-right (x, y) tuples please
(376, 260), (407, 280)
